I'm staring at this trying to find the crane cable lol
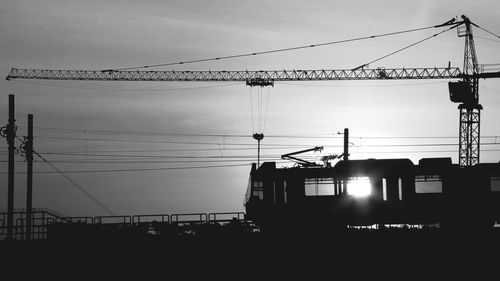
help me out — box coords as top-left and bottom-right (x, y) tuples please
(263, 86), (271, 134)
(104, 19), (458, 72)
(248, 84), (272, 167)
(471, 22), (500, 39)
(249, 87), (254, 134)
(354, 23), (460, 70)
(249, 85), (271, 135)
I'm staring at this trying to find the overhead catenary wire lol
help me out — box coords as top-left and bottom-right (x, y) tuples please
(23, 126), (250, 138)
(6, 142), (498, 164)
(24, 132), (500, 143)
(34, 147), (312, 153)
(8, 125), (500, 166)
(4, 148), (500, 164)
(25, 134), (500, 148)
(35, 152), (288, 159)
(16, 125), (500, 140)
(353, 148), (500, 154)
(7, 163), (253, 174)
(30, 135), (323, 147)
(4, 129), (500, 172)
(12, 135), (117, 217)
(24, 141), (499, 157)
(5, 148), (500, 172)
(14, 125), (500, 139)
(4, 158), (282, 164)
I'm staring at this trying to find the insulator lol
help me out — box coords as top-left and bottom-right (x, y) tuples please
(0, 126), (7, 138)
(19, 142), (26, 154)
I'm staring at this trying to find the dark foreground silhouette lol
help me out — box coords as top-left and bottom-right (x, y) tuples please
(1, 224), (499, 279)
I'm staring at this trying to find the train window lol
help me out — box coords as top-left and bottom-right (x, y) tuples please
(347, 177), (371, 197)
(415, 175), (442, 193)
(398, 178), (403, 200)
(305, 178), (335, 196)
(283, 181), (287, 203)
(252, 181), (264, 200)
(382, 178), (387, 201)
(382, 178), (403, 200)
(491, 175), (500, 191)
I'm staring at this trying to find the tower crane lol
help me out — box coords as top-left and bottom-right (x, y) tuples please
(5, 16), (500, 167)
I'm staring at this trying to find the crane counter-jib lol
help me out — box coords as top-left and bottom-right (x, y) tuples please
(6, 67), (478, 82)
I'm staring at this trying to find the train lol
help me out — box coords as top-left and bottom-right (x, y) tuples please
(244, 157), (500, 230)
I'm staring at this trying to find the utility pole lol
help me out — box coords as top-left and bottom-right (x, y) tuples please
(25, 114), (33, 241)
(7, 94), (16, 240)
(343, 128), (349, 161)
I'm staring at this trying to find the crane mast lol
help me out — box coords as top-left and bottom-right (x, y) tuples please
(5, 16), (500, 166)
(459, 16), (481, 166)
(447, 15), (485, 166)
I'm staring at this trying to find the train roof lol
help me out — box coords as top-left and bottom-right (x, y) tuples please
(333, 158), (415, 176)
(251, 158), (500, 179)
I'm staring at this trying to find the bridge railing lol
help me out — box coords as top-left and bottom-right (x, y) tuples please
(132, 214), (170, 225)
(208, 212), (246, 224)
(170, 213), (208, 225)
(0, 210), (253, 240)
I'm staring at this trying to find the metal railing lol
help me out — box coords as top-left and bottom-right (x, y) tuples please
(170, 213), (208, 225)
(0, 209), (255, 241)
(132, 214), (170, 224)
(208, 212), (246, 224)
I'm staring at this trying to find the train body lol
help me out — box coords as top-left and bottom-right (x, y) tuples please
(244, 157), (500, 229)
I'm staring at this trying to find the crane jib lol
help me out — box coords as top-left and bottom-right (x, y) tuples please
(8, 67), (497, 82)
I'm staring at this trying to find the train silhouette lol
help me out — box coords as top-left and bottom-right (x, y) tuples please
(244, 157), (500, 230)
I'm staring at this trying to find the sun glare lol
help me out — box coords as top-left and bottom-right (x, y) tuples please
(347, 177), (371, 197)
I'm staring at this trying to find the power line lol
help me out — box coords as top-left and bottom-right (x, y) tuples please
(10, 158), (282, 164)
(352, 149), (500, 154)
(36, 152), (286, 159)
(31, 135), (322, 147)
(14, 125), (500, 140)
(32, 135), (254, 145)
(18, 125), (342, 139)
(5, 150), (500, 172)
(34, 142), (500, 156)
(32, 146), (309, 154)
(7, 163), (252, 174)
(26, 133), (500, 145)
(20, 126), (250, 138)
(5, 148), (500, 164)
(13, 135), (116, 217)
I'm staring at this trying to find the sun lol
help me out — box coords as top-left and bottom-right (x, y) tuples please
(347, 177), (372, 197)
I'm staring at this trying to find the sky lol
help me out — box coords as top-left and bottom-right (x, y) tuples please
(1, 0), (500, 218)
